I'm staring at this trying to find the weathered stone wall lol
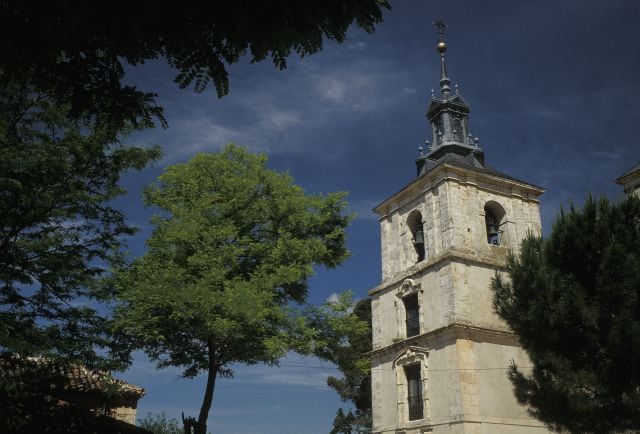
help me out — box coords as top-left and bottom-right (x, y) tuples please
(371, 163), (548, 434)
(372, 255), (520, 351)
(378, 166), (542, 283)
(112, 406), (138, 425)
(370, 329), (547, 434)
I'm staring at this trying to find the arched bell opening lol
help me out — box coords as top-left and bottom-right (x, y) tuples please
(407, 210), (426, 262)
(484, 201), (506, 245)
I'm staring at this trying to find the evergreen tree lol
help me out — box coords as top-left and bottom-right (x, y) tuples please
(330, 408), (357, 434)
(111, 145), (351, 434)
(493, 195), (640, 433)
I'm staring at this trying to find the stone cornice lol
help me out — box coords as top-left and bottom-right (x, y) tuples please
(615, 163), (640, 185)
(368, 246), (509, 296)
(374, 162), (544, 218)
(395, 414), (548, 431)
(368, 323), (519, 358)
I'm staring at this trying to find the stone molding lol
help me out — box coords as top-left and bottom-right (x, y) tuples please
(396, 278), (421, 298)
(374, 162), (544, 218)
(369, 246), (508, 296)
(393, 345), (429, 367)
(393, 346), (431, 428)
(368, 323), (519, 358)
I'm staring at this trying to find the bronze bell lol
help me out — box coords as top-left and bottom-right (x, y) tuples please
(488, 225), (499, 245)
(413, 226), (424, 245)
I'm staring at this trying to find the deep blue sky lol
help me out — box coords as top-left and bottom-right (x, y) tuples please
(115, 1), (640, 433)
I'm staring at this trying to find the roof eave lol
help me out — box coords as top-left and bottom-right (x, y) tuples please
(373, 161), (545, 216)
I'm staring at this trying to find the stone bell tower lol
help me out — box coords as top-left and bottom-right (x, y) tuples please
(369, 20), (550, 434)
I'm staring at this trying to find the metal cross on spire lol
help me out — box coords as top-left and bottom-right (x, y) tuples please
(432, 18), (450, 96)
(433, 18), (447, 41)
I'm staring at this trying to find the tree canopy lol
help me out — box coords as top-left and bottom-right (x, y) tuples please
(310, 293), (372, 434)
(0, 83), (159, 367)
(0, 0), (388, 364)
(112, 145), (351, 434)
(493, 195), (640, 433)
(0, 3), (388, 429)
(1, 0), (389, 128)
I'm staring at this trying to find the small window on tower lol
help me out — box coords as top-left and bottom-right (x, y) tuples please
(452, 117), (463, 141)
(407, 211), (425, 262)
(433, 118), (444, 145)
(403, 294), (420, 338)
(405, 364), (424, 421)
(484, 201), (506, 245)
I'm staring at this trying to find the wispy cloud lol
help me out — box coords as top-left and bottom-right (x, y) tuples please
(213, 405), (285, 417)
(122, 352), (336, 391)
(127, 51), (425, 165)
(240, 370), (329, 388)
(317, 76), (348, 103)
(589, 150), (623, 160)
(310, 61), (408, 112)
(347, 41), (368, 51)
(121, 352), (184, 387)
(228, 355), (337, 389)
(524, 106), (561, 120)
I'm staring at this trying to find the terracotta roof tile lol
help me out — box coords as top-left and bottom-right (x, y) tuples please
(0, 355), (145, 397)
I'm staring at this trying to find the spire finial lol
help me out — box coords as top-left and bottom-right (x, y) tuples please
(433, 18), (450, 97)
(434, 18), (447, 44)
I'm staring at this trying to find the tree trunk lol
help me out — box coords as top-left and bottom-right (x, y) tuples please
(195, 342), (218, 434)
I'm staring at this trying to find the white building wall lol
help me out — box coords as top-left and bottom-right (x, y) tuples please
(371, 164), (549, 434)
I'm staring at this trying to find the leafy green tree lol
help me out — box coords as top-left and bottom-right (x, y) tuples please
(1, 3), (386, 429)
(0, 83), (159, 366)
(0, 0), (388, 363)
(0, 0), (388, 362)
(112, 145), (351, 434)
(138, 412), (182, 434)
(1, 1), (389, 129)
(1, 3), (386, 430)
(493, 195), (640, 433)
(310, 293), (372, 434)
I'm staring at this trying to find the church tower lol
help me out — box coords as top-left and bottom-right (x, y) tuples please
(369, 21), (550, 434)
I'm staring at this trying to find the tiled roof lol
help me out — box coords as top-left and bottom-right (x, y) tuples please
(616, 162), (640, 182)
(423, 151), (544, 190)
(376, 150), (544, 212)
(0, 354), (145, 397)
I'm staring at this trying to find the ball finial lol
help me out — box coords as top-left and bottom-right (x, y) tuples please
(433, 18), (448, 53)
